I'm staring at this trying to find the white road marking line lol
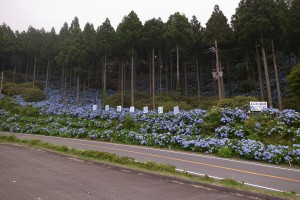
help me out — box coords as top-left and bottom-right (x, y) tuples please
(176, 168), (285, 193)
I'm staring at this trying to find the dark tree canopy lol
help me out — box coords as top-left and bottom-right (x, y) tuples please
(231, 0), (289, 44)
(203, 5), (233, 46)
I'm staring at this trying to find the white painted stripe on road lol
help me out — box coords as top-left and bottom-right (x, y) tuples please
(176, 168), (285, 193)
(244, 183), (284, 192)
(17, 133), (300, 173)
(176, 168), (223, 180)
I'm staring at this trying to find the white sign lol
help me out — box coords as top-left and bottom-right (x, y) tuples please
(92, 105), (97, 111)
(143, 106), (148, 114)
(250, 102), (267, 112)
(174, 106), (179, 115)
(158, 107), (163, 114)
(105, 105), (109, 111)
(117, 106), (122, 112)
(130, 106), (135, 113)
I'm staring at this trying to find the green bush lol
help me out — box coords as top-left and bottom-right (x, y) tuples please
(3, 83), (23, 96)
(217, 96), (258, 110)
(20, 106), (40, 117)
(122, 116), (137, 130)
(218, 147), (233, 158)
(3, 82), (43, 99)
(284, 63), (300, 111)
(287, 63), (300, 96)
(21, 88), (45, 102)
(283, 96), (300, 111)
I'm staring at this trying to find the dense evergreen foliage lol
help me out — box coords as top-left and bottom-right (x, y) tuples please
(0, 0), (299, 109)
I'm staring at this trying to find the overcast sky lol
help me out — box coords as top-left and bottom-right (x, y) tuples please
(0, 0), (240, 32)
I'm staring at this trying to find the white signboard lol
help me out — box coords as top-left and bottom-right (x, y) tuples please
(250, 102), (267, 112)
(158, 107), (163, 114)
(130, 106), (135, 113)
(117, 106), (122, 112)
(92, 105), (97, 111)
(174, 106), (179, 115)
(143, 106), (148, 114)
(105, 105), (109, 111)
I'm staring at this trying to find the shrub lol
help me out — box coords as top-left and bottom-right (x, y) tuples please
(21, 88), (45, 102)
(284, 63), (300, 111)
(3, 82), (43, 98)
(218, 146), (233, 158)
(217, 96), (258, 111)
(20, 106), (40, 117)
(3, 83), (23, 96)
(287, 63), (300, 96)
(283, 96), (300, 111)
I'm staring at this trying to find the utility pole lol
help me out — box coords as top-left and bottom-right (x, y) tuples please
(214, 40), (222, 101)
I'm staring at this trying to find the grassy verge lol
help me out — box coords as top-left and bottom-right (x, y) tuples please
(0, 135), (299, 200)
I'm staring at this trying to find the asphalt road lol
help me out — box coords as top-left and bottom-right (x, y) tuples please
(1, 132), (300, 194)
(0, 144), (256, 200)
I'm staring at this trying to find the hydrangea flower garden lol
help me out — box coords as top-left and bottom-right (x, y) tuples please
(0, 87), (299, 166)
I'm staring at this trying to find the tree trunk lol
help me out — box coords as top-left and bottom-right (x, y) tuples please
(255, 43), (264, 101)
(165, 56), (168, 93)
(170, 54), (173, 92)
(227, 61), (232, 96)
(18, 59), (22, 80)
(61, 68), (64, 100)
(63, 74), (67, 108)
(76, 75), (80, 107)
(102, 53), (107, 108)
(159, 48), (162, 95)
(32, 55), (37, 88)
(87, 65), (91, 89)
(121, 60), (124, 107)
(25, 58), (29, 82)
(152, 48), (155, 110)
(196, 50), (200, 101)
(13, 65), (16, 83)
(176, 44), (180, 93)
(149, 52), (152, 98)
(131, 47), (134, 106)
(184, 63), (187, 98)
(272, 39), (282, 110)
(261, 36), (273, 107)
(46, 60), (50, 90)
(245, 53), (250, 80)
(220, 61), (225, 99)
(0, 71), (3, 98)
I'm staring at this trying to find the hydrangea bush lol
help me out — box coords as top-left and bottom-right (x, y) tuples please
(0, 88), (300, 165)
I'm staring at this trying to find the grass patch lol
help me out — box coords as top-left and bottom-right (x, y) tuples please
(0, 135), (299, 200)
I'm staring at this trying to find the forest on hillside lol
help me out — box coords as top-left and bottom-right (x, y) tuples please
(0, 0), (299, 110)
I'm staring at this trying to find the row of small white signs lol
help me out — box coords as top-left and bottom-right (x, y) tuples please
(92, 102), (267, 113)
(93, 105), (180, 114)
